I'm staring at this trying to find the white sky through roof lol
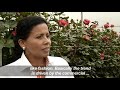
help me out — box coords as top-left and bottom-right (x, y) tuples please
(64, 12), (120, 33)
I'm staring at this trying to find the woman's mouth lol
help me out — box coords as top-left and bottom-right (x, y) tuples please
(42, 47), (50, 52)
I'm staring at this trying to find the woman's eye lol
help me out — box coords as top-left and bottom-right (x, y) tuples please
(36, 34), (50, 39)
(36, 36), (42, 39)
(47, 35), (50, 38)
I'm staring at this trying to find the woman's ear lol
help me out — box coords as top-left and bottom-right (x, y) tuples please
(18, 39), (26, 49)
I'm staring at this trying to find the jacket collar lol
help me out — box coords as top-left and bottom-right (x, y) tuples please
(14, 52), (53, 73)
(18, 52), (52, 66)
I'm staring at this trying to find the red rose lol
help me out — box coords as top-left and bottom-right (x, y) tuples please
(100, 52), (104, 60)
(11, 27), (17, 36)
(104, 23), (109, 29)
(83, 19), (90, 25)
(58, 19), (69, 27)
(11, 31), (16, 36)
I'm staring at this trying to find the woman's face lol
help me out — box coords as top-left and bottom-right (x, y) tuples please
(23, 23), (51, 58)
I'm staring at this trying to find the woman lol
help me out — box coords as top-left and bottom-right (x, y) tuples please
(0, 16), (74, 78)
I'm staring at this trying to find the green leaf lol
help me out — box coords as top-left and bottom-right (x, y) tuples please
(93, 49), (98, 53)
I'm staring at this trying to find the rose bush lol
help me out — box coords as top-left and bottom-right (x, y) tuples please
(48, 13), (120, 78)
(0, 12), (120, 78)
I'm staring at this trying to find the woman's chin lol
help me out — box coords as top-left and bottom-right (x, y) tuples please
(42, 52), (50, 57)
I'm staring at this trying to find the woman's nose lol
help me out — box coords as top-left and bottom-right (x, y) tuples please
(43, 37), (51, 45)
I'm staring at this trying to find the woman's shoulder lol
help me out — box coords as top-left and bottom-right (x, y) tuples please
(48, 56), (69, 66)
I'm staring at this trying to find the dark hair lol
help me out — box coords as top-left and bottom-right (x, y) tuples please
(13, 16), (48, 61)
